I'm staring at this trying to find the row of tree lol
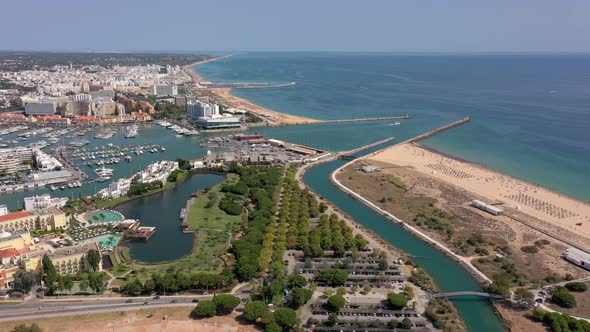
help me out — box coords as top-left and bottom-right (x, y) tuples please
(121, 269), (234, 295)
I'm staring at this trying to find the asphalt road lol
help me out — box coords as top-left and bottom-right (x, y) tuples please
(0, 293), (248, 322)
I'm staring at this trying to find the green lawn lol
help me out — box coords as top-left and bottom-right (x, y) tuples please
(187, 173), (242, 234)
(128, 174), (243, 281)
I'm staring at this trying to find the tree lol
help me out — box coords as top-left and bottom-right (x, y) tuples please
(513, 288), (534, 307)
(287, 273), (307, 289)
(315, 269), (348, 287)
(327, 312), (338, 326)
(11, 324), (42, 332)
(79, 280), (89, 292)
(401, 317), (413, 329)
(319, 202), (328, 213)
(192, 300), (216, 318)
(86, 249), (101, 272)
(403, 285), (415, 299)
(63, 276), (74, 294)
(143, 279), (155, 293)
(243, 301), (267, 322)
(273, 308), (298, 328)
(551, 287), (576, 308)
(12, 270), (36, 293)
(363, 284), (372, 294)
(336, 287), (347, 296)
(123, 279), (142, 295)
(351, 285), (359, 295)
(41, 254), (57, 290)
(288, 287), (312, 309)
(323, 289), (334, 297)
(265, 322), (282, 332)
(354, 234), (368, 251)
(387, 292), (408, 309)
(212, 294), (241, 314)
(88, 272), (106, 293)
(327, 294), (346, 311)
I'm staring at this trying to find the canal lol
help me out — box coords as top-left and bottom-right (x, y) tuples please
(114, 173), (224, 262)
(303, 157), (506, 332)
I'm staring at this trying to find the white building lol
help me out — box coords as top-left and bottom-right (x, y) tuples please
(33, 149), (63, 172)
(187, 100), (212, 119)
(135, 160), (178, 185)
(564, 247), (590, 271)
(98, 178), (132, 199)
(0, 205), (8, 216)
(24, 194), (68, 211)
(471, 200), (503, 216)
(152, 84), (178, 97)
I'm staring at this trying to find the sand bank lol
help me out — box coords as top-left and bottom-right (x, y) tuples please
(369, 143), (590, 241)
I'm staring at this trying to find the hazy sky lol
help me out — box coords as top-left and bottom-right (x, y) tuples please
(2, 0), (589, 52)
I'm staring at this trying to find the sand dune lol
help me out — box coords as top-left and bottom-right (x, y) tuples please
(369, 143), (590, 240)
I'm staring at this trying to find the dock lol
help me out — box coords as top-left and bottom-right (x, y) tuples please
(180, 192), (201, 233)
(127, 226), (156, 240)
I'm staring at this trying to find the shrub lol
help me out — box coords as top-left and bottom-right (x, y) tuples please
(564, 282), (587, 292)
(551, 287), (576, 308)
(191, 300), (216, 318)
(213, 294), (241, 314)
(520, 245), (539, 254)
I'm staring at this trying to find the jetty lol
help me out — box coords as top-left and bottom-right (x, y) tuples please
(338, 137), (396, 160)
(127, 226), (156, 240)
(403, 117), (471, 144)
(321, 115), (411, 124)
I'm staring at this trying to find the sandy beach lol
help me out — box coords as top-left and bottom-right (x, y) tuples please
(181, 54), (320, 126)
(368, 143), (590, 242)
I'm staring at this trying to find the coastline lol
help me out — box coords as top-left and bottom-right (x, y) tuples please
(369, 143), (590, 250)
(183, 54), (323, 126)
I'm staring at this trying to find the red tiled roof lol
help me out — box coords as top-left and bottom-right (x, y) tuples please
(0, 248), (19, 258)
(0, 211), (30, 223)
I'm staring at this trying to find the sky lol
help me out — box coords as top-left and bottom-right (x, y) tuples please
(2, 0), (590, 53)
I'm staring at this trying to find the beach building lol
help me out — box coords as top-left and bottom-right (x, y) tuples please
(23, 194), (68, 211)
(471, 200), (504, 216)
(0, 205), (8, 216)
(564, 247), (590, 271)
(196, 116), (241, 129)
(360, 165), (381, 173)
(0, 207), (67, 232)
(187, 100), (212, 119)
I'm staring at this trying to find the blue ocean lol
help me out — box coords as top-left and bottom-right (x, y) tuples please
(196, 52), (590, 202)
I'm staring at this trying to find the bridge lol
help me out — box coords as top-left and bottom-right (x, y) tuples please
(428, 291), (503, 300)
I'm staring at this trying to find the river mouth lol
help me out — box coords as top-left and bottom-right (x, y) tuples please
(113, 173), (225, 263)
(303, 159), (506, 332)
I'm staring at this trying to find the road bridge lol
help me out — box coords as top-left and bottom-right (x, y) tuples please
(428, 291), (503, 300)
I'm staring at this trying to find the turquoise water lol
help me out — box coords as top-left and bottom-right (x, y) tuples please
(86, 210), (124, 223)
(197, 52), (590, 202)
(95, 234), (121, 248)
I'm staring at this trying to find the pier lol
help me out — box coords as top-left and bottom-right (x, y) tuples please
(321, 115), (412, 124)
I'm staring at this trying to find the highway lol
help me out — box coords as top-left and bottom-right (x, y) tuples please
(0, 292), (248, 322)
